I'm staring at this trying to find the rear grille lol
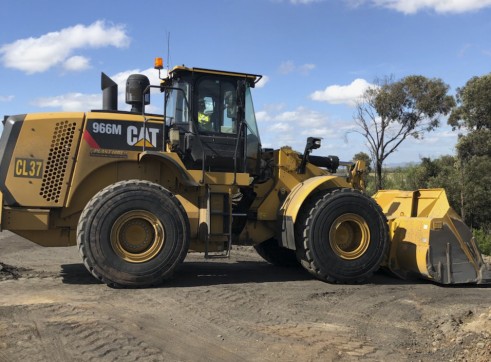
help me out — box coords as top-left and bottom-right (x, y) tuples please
(40, 120), (77, 203)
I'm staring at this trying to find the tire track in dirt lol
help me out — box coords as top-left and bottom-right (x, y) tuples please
(0, 277), (250, 362)
(297, 284), (420, 360)
(2, 302), (167, 362)
(111, 290), (253, 362)
(153, 279), (381, 361)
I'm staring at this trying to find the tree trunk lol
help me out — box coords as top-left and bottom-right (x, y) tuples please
(376, 160), (383, 191)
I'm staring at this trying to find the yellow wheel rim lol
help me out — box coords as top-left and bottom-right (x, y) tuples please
(329, 213), (370, 260)
(110, 210), (165, 263)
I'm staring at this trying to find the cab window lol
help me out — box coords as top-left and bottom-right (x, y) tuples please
(196, 78), (237, 134)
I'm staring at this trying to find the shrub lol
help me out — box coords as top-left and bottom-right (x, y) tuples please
(473, 228), (491, 256)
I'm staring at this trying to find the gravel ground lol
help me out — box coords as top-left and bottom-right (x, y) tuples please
(1, 231), (490, 362)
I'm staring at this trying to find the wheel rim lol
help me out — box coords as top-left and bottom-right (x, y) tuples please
(329, 213), (370, 260)
(110, 210), (165, 263)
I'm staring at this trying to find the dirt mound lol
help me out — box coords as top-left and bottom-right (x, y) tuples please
(427, 308), (491, 362)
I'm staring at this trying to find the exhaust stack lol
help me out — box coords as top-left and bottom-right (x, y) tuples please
(101, 72), (118, 111)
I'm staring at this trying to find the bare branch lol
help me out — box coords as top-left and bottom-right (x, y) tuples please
(352, 75), (454, 190)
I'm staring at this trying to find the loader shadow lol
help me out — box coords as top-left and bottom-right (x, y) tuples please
(60, 263), (101, 285)
(166, 260), (313, 287)
(60, 260), (421, 288)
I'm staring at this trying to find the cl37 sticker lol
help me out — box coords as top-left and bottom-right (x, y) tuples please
(14, 158), (43, 178)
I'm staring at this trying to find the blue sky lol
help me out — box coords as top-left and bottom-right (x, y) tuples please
(1, 0), (491, 164)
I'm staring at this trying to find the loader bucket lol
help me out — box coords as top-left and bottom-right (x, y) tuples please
(373, 189), (491, 285)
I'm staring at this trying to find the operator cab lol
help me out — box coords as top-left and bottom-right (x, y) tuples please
(161, 66), (262, 175)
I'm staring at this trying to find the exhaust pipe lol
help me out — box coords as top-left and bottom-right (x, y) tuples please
(101, 72), (118, 111)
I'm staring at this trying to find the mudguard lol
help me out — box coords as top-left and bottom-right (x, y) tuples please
(279, 175), (349, 250)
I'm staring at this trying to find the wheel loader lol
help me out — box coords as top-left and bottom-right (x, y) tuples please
(0, 61), (489, 287)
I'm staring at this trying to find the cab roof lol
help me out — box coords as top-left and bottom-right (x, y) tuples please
(168, 65), (262, 86)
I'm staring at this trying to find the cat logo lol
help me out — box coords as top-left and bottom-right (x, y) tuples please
(126, 125), (160, 148)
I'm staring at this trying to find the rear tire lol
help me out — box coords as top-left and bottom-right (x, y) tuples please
(296, 188), (388, 283)
(77, 180), (189, 287)
(254, 238), (299, 267)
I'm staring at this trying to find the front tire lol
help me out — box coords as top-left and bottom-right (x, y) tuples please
(296, 188), (388, 283)
(77, 180), (189, 287)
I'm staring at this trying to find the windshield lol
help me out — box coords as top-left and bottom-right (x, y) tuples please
(196, 77), (238, 134)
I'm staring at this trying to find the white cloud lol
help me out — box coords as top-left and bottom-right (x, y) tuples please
(278, 61), (316, 75)
(255, 110), (270, 122)
(270, 122), (293, 132)
(276, 110), (299, 122)
(345, 0), (367, 8)
(310, 78), (374, 107)
(257, 106), (354, 151)
(299, 63), (316, 75)
(279, 61), (295, 74)
(63, 55), (91, 72)
(34, 68), (166, 113)
(259, 106), (328, 126)
(352, 0), (491, 14)
(301, 127), (335, 137)
(255, 75), (269, 88)
(0, 20), (130, 74)
(396, 126), (458, 161)
(33, 67), (164, 112)
(0, 95), (14, 102)
(34, 93), (101, 112)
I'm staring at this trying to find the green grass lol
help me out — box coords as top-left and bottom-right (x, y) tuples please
(473, 228), (491, 256)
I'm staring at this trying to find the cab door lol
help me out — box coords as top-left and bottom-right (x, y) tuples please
(187, 76), (246, 173)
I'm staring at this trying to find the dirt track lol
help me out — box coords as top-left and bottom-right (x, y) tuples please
(1, 231), (490, 362)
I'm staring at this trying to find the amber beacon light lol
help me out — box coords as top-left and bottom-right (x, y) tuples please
(154, 57), (163, 70)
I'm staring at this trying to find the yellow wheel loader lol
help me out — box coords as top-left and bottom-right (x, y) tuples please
(0, 64), (489, 287)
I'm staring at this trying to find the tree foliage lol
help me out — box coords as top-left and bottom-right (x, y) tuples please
(353, 151), (372, 172)
(459, 155), (491, 230)
(449, 73), (491, 130)
(357, 72), (491, 255)
(449, 73), (491, 231)
(456, 129), (491, 161)
(408, 156), (462, 216)
(354, 75), (455, 190)
(381, 156), (491, 255)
